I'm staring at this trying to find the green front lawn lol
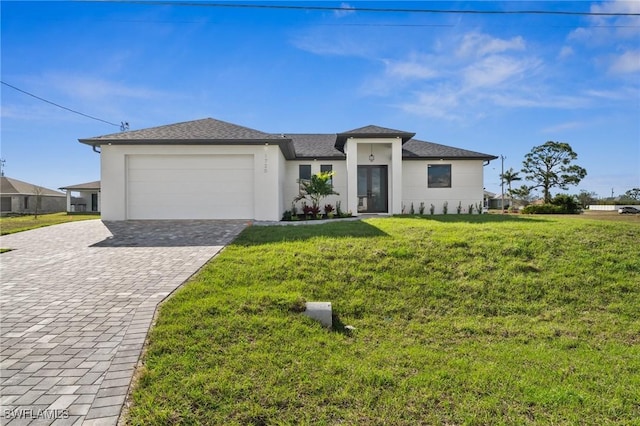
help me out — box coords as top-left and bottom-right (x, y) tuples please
(0, 212), (99, 235)
(127, 216), (640, 425)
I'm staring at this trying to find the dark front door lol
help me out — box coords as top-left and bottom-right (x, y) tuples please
(91, 193), (98, 212)
(357, 165), (388, 213)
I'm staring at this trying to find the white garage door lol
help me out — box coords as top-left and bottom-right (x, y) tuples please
(126, 154), (254, 219)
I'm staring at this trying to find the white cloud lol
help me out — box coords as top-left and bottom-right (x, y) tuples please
(291, 28), (377, 57)
(334, 2), (355, 18)
(398, 89), (462, 121)
(384, 59), (438, 80)
(457, 33), (525, 58)
(41, 73), (169, 102)
(541, 121), (587, 133)
(568, 0), (640, 44)
(609, 50), (640, 74)
(463, 55), (540, 89)
(558, 46), (574, 59)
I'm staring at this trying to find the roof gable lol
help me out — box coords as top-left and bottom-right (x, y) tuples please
(336, 125), (415, 151)
(0, 177), (65, 196)
(80, 118), (296, 159)
(80, 118), (279, 142)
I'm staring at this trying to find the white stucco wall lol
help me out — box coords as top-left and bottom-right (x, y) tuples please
(345, 137), (403, 215)
(101, 144), (283, 221)
(402, 160), (486, 214)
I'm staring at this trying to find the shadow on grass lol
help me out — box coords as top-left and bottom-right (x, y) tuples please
(331, 313), (356, 336)
(392, 214), (547, 224)
(233, 220), (388, 246)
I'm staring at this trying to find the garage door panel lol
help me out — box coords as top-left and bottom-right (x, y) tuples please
(126, 154), (254, 219)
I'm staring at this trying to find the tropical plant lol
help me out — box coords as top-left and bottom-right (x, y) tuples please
(294, 171), (339, 211)
(419, 202), (425, 215)
(429, 204), (435, 215)
(500, 168), (522, 207)
(521, 141), (587, 203)
(442, 201), (448, 215)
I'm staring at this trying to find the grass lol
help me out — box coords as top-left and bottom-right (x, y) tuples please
(127, 215), (640, 425)
(0, 212), (99, 235)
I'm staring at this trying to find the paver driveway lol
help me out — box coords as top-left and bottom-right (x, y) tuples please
(0, 219), (246, 425)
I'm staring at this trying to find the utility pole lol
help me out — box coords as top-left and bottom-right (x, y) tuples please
(500, 155), (505, 214)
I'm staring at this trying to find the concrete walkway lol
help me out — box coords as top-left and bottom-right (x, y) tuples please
(0, 220), (247, 425)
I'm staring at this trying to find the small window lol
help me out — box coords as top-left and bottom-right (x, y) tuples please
(299, 164), (311, 181)
(24, 196), (29, 209)
(428, 164), (451, 188)
(320, 164), (333, 186)
(299, 164), (311, 191)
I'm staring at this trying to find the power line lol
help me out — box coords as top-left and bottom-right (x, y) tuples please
(0, 81), (120, 127)
(85, 1), (640, 17)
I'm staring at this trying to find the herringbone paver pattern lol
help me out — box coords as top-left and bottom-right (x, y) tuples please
(0, 220), (246, 425)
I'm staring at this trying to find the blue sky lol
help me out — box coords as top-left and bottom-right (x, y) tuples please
(2, 1), (639, 197)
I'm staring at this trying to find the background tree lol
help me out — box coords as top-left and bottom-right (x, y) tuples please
(576, 190), (598, 209)
(32, 185), (43, 219)
(521, 141), (587, 203)
(510, 185), (535, 206)
(622, 188), (640, 201)
(500, 168), (521, 206)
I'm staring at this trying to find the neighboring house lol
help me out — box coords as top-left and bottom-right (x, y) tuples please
(0, 176), (66, 215)
(79, 118), (498, 221)
(59, 181), (101, 213)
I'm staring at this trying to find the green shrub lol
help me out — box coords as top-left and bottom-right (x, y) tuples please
(522, 204), (563, 214)
(522, 194), (581, 215)
(551, 194), (581, 213)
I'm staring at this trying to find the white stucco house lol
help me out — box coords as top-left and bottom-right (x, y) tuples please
(79, 118), (497, 221)
(59, 180), (101, 213)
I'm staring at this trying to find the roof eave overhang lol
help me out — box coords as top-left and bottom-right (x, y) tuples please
(402, 155), (499, 161)
(79, 138), (297, 160)
(293, 155), (346, 161)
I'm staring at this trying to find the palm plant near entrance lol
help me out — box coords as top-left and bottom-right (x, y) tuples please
(500, 168), (521, 209)
(294, 171), (339, 216)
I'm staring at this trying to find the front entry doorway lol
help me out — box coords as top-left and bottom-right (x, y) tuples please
(357, 165), (388, 213)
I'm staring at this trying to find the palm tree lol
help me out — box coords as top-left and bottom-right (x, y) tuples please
(500, 168), (522, 208)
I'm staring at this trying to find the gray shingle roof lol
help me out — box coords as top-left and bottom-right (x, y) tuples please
(78, 117), (496, 161)
(80, 118), (282, 142)
(402, 139), (497, 160)
(80, 118), (296, 159)
(288, 134), (345, 159)
(59, 180), (101, 191)
(336, 125), (415, 151)
(0, 177), (65, 197)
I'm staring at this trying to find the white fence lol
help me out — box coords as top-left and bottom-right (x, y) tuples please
(588, 205), (638, 211)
